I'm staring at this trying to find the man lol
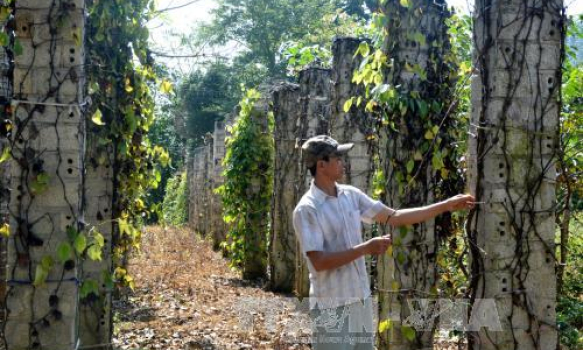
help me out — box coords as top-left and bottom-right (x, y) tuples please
(292, 135), (474, 350)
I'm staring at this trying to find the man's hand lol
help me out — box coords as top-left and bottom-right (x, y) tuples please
(362, 235), (392, 255)
(445, 194), (476, 212)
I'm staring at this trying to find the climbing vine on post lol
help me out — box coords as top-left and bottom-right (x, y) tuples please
(352, 0), (465, 347)
(86, 0), (168, 285)
(217, 88), (274, 280)
(467, 0), (564, 349)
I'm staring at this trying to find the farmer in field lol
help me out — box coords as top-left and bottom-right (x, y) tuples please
(293, 135), (474, 350)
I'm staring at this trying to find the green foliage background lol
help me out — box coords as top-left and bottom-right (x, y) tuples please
(162, 171), (189, 226)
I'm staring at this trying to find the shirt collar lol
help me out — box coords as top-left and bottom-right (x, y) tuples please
(309, 180), (344, 205)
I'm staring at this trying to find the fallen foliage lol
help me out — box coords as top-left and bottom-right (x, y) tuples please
(113, 225), (466, 349)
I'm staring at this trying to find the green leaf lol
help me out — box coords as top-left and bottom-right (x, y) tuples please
(432, 153), (444, 170)
(400, 0), (410, 7)
(31, 173), (50, 194)
(80, 280), (99, 298)
(417, 100), (428, 117)
(396, 251), (406, 265)
(160, 79), (173, 94)
(13, 39), (23, 56)
(392, 281), (400, 291)
(0, 32), (8, 46)
(119, 218), (129, 236)
(379, 319), (393, 333)
(57, 242), (72, 263)
(424, 130), (434, 140)
(406, 160), (414, 174)
(41, 256), (53, 270)
(87, 245), (102, 261)
(91, 109), (105, 126)
(0, 223), (8, 237)
(413, 32), (426, 46)
(74, 233), (87, 254)
(401, 326), (416, 341)
(357, 41), (370, 57)
(0, 147), (10, 163)
(343, 97), (354, 113)
(33, 265), (48, 287)
(93, 232), (105, 247)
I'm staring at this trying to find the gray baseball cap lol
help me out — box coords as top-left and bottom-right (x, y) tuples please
(301, 135), (354, 167)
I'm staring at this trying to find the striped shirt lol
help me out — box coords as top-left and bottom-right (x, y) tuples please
(293, 181), (385, 310)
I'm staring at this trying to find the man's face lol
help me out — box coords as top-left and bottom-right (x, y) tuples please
(319, 154), (345, 181)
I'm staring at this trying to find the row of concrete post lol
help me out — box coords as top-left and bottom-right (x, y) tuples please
(188, 0), (562, 346)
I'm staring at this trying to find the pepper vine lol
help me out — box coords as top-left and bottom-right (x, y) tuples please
(86, 0), (169, 289)
(217, 88), (274, 280)
(351, 0), (465, 345)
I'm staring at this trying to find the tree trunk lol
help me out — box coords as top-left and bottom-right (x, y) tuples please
(468, 0), (563, 349)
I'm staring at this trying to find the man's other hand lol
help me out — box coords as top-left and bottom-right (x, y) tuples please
(363, 235), (392, 255)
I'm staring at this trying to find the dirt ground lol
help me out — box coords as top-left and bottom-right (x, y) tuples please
(113, 226), (466, 350)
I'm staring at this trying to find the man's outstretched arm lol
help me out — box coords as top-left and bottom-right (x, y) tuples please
(374, 194), (475, 227)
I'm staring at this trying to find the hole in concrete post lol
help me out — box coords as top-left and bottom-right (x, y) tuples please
(502, 287), (507, 292)
(549, 30), (555, 36)
(499, 173), (504, 178)
(68, 158), (73, 164)
(70, 48), (75, 54)
(499, 162), (504, 169)
(69, 111), (75, 118)
(499, 230), (505, 236)
(66, 216), (71, 221)
(502, 278), (507, 283)
(67, 168), (73, 174)
(547, 77), (554, 85)
(70, 57), (75, 63)
(504, 47), (511, 53)
(499, 222), (505, 226)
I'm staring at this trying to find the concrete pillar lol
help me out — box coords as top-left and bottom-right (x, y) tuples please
(376, 1), (456, 348)
(210, 119), (229, 249)
(201, 134), (213, 237)
(0, 0), (13, 322)
(188, 146), (205, 233)
(329, 37), (378, 294)
(270, 82), (301, 292)
(468, 0), (562, 348)
(294, 68), (331, 297)
(6, 0), (86, 348)
(79, 135), (113, 346)
(330, 37), (376, 192)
